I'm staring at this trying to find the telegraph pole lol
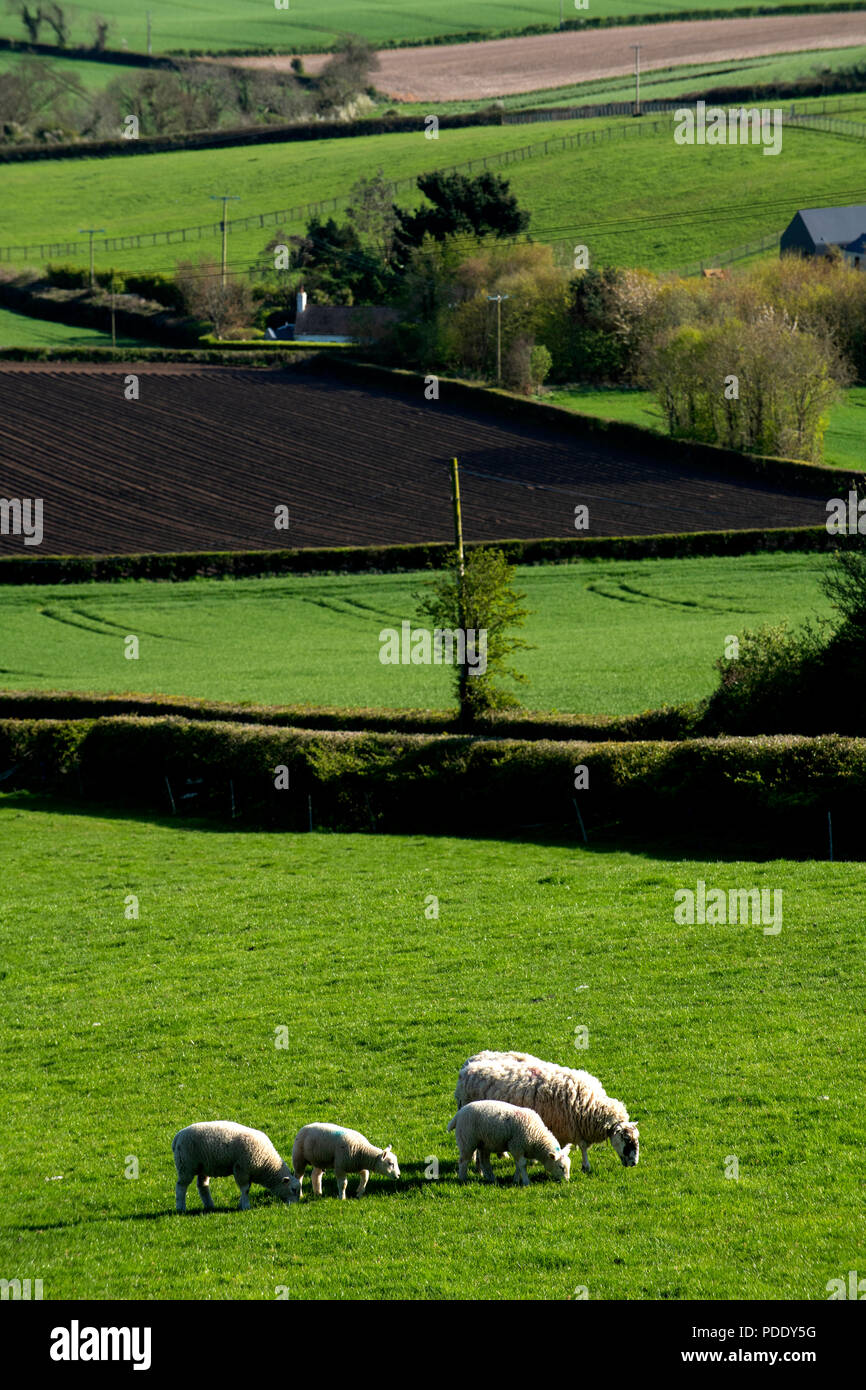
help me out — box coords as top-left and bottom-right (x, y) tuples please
(631, 43), (642, 116)
(146, 11), (152, 55)
(487, 293), (510, 384)
(80, 228), (105, 289)
(210, 194), (240, 286)
(450, 457), (464, 577)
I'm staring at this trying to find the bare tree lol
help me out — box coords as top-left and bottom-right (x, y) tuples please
(175, 258), (253, 340)
(6, 2), (44, 44)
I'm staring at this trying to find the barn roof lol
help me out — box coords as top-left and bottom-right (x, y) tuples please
(794, 204), (866, 249)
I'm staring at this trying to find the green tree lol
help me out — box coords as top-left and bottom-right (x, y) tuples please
(393, 171), (530, 263)
(416, 547), (531, 726)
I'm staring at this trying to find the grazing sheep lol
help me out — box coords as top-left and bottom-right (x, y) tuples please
(291, 1123), (400, 1199)
(455, 1051), (639, 1174)
(448, 1099), (571, 1186)
(172, 1121), (300, 1212)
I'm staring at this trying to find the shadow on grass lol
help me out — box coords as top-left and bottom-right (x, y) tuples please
(0, 790), (847, 863)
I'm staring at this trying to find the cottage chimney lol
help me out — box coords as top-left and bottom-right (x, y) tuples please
(296, 286), (307, 316)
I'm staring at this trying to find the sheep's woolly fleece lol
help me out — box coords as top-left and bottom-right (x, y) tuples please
(455, 1051), (639, 1160)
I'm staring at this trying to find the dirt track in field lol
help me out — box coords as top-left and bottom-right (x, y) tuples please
(0, 364), (826, 556)
(235, 13), (866, 101)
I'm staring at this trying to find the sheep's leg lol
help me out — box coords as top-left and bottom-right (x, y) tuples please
(311, 1168), (324, 1198)
(457, 1153), (470, 1183)
(336, 1171), (348, 1200)
(580, 1143), (591, 1174)
(175, 1179), (190, 1213)
(356, 1169), (370, 1197)
(197, 1175), (215, 1211)
(512, 1155), (530, 1186)
(473, 1148), (484, 1175)
(293, 1166), (305, 1199)
(480, 1148), (496, 1184)
(234, 1165), (252, 1209)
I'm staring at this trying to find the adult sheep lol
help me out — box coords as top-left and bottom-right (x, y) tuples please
(455, 1051), (639, 1174)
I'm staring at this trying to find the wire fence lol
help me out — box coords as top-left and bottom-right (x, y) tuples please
(675, 231), (782, 278)
(0, 116), (678, 263)
(3, 94), (862, 266)
(507, 93), (866, 125)
(786, 113), (866, 139)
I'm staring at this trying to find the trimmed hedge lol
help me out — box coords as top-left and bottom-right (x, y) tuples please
(0, 690), (698, 742)
(0, 109), (504, 164)
(0, 527), (832, 583)
(0, 715), (861, 855)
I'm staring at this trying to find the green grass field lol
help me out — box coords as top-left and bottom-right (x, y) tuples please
(549, 384), (866, 472)
(0, 305), (145, 348)
(0, 554), (833, 715)
(0, 799), (860, 1299)
(2, 109), (863, 276)
(0, 1), (840, 54)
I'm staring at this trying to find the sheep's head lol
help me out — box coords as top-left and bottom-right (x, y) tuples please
(276, 1169), (302, 1203)
(545, 1142), (572, 1182)
(609, 1122), (640, 1167)
(375, 1145), (400, 1180)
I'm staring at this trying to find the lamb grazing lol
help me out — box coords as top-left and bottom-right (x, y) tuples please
(448, 1099), (571, 1186)
(292, 1123), (400, 1199)
(455, 1051), (639, 1174)
(172, 1121), (300, 1212)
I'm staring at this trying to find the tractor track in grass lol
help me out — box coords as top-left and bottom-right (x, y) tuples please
(0, 362), (827, 556)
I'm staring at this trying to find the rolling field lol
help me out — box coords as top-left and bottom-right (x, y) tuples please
(0, 365), (829, 559)
(294, 13), (866, 100)
(404, 49), (866, 114)
(0, 554), (833, 713)
(0, 306), (144, 349)
(549, 384), (866, 473)
(0, 800), (860, 1299)
(0, 2), (846, 54)
(2, 112), (864, 275)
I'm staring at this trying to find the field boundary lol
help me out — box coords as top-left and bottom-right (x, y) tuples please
(0, 526), (833, 584)
(0, 118), (678, 262)
(1, 716), (861, 853)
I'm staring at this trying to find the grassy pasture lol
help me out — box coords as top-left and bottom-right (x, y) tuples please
(0, 1), (839, 54)
(0, 799), (860, 1299)
(1, 110), (862, 276)
(0, 305), (145, 348)
(0, 555), (832, 715)
(548, 384), (866, 473)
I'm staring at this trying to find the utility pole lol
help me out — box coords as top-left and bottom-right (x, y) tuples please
(451, 456), (469, 721)
(559, 0), (563, 28)
(210, 194), (239, 286)
(146, 11), (152, 56)
(450, 457), (464, 578)
(631, 43), (641, 116)
(80, 228), (105, 289)
(111, 281), (116, 348)
(487, 293), (510, 384)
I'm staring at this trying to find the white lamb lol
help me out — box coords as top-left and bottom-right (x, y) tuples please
(448, 1099), (572, 1185)
(291, 1123), (400, 1199)
(172, 1121), (300, 1212)
(455, 1051), (639, 1174)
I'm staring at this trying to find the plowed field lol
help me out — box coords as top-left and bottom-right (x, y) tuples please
(281, 14), (866, 100)
(0, 363), (826, 556)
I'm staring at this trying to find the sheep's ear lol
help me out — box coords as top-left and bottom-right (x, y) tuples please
(561, 1143), (572, 1156)
(382, 1145), (392, 1155)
